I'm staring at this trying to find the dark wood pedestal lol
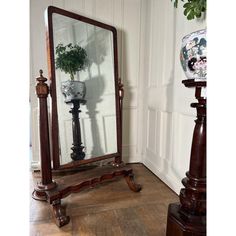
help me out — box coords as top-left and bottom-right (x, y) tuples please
(166, 79), (206, 236)
(67, 99), (86, 161)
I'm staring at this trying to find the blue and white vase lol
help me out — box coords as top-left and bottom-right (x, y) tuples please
(180, 29), (207, 81)
(61, 80), (86, 102)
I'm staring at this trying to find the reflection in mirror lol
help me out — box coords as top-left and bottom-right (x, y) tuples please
(52, 13), (117, 165)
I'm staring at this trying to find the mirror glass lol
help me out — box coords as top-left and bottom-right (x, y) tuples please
(52, 13), (117, 165)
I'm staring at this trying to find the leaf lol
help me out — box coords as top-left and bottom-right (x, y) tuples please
(183, 3), (193, 9)
(184, 8), (190, 16)
(196, 13), (202, 18)
(171, 0), (206, 20)
(187, 10), (194, 20)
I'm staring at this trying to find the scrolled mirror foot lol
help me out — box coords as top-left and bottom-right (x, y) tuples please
(52, 200), (70, 227)
(124, 173), (142, 192)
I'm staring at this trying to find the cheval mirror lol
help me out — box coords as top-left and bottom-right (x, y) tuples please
(32, 6), (141, 227)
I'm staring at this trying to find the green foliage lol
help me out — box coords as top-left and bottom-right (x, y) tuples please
(55, 43), (88, 80)
(171, 0), (206, 20)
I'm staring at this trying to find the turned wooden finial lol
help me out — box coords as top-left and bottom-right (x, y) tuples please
(36, 69), (49, 98)
(37, 69), (47, 83)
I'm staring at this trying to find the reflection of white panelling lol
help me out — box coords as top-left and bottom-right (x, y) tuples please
(83, 117), (94, 155)
(73, 21), (88, 47)
(54, 26), (72, 44)
(60, 119), (72, 164)
(103, 115), (117, 153)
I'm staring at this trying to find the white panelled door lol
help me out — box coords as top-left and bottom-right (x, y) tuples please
(142, 0), (206, 194)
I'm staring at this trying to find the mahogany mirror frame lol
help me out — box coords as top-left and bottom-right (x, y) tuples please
(45, 6), (122, 170)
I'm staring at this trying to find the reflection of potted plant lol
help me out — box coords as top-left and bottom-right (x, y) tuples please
(55, 43), (88, 102)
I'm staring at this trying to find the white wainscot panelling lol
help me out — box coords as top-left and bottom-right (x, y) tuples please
(64, 0), (84, 12)
(172, 113), (195, 181)
(123, 87), (138, 109)
(146, 108), (157, 154)
(95, 0), (113, 24)
(145, 110), (173, 176)
(59, 119), (72, 164)
(159, 111), (172, 163)
(147, 108), (156, 153)
(122, 108), (140, 163)
(144, 112), (195, 194)
(30, 107), (40, 169)
(80, 117), (106, 159)
(102, 115), (117, 154)
(52, 0), (64, 8)
(148, 0), (164, 88)
(122, 0), (141, 88)
(84, 0), (94, 18)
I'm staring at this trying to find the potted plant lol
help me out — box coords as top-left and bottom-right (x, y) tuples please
(171, 0), (207, 81)
(171, 0), (206, 20)
(55, 43), (89, 102)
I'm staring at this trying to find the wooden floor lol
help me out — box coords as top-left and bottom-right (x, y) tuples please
(30, 163), (178, 236)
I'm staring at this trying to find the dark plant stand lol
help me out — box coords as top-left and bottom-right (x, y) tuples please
(166, 79), (206, 236)
(66, 99), (86, 161)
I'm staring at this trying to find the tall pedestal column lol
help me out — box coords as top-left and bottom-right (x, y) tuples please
(166, 80), (206, 236)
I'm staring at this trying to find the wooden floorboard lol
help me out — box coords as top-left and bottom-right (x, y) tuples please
(30, 163), (178, 236)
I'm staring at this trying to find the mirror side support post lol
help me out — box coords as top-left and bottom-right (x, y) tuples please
(114, 78), (124, 165)
(32, 70), (57, 201)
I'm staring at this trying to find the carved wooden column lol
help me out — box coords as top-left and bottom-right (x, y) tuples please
(32, 70), (57, 201)
(68, 99), (86, 161)
(166, 79), (206, 236)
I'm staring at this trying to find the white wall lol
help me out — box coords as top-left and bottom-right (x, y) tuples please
(30, 0), (206, 194)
